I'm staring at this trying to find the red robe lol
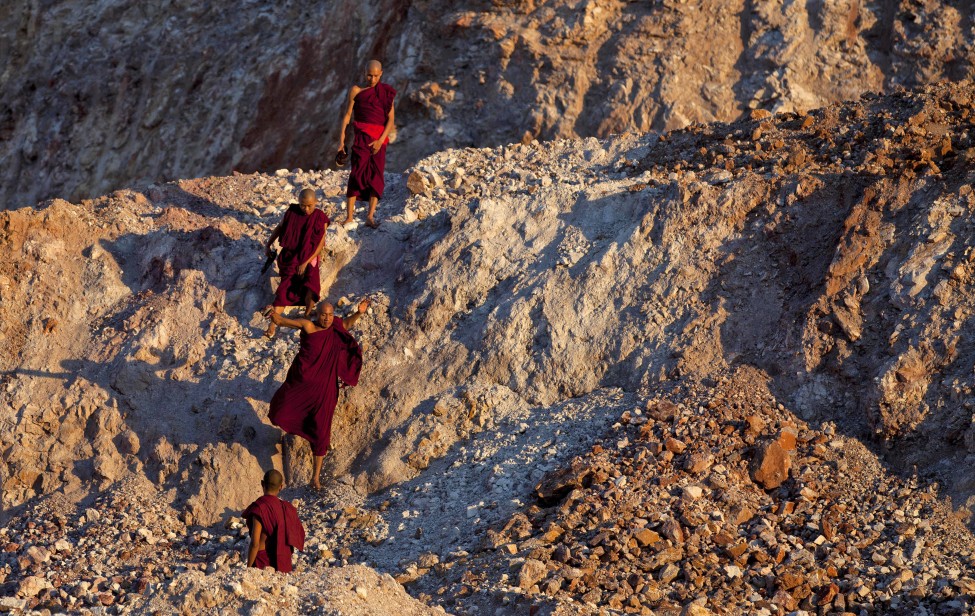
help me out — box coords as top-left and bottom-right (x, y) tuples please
(272, 205), (329, 307)
(268, 319), (362, 456)
(347, 82), (396, 201)
(242, 494), (305, 573)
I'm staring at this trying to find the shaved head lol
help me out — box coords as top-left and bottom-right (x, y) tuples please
(316, 301), (336, 329)
(298, 188), (316, 205)
(262, 469), (284, 492)
(364, 61), (383, 88)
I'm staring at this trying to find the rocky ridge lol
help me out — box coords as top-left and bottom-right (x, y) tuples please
(2, 81), (975, 613)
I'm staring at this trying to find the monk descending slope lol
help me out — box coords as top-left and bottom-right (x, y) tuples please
(263, 188), (330, 338)
(338, 60), (396, 228)
(243, 469), (305, 573)
(267, 299), (371, 489)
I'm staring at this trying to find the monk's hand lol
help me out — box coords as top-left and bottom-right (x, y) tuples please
(357, 298), (372, 314)
(297, 262), (308, 276)
(369, 139), (382, 154)
(270, 311), (283, 324)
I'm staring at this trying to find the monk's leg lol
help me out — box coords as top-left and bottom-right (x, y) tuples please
(341, 196), (356, 226)
(312, 455), (324, 490)
(366, 195), (379, 228)
(303, 290), (315, 318)
(265, 306), (284, 338)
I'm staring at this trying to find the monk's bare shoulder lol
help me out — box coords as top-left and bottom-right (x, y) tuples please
(348, 85), (362, 99)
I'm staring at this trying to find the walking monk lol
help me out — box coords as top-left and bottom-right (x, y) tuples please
(263, 188), (329, 338)
(266, 298), (371, 489)
(243, 469), (305, 573)
(338, 60), (396, 228)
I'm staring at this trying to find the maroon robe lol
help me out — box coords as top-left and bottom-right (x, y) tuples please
(347, 82), (396, 201)
(268, 318), (363, 456)
(242, 494), (305, 573)
(272, 205), (329, 307)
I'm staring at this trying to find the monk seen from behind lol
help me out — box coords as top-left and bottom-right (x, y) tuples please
(243, 469), (305, 573)
(263, 188), (330, 338)
(338, 60), (396, 228)
(266, 299), (371, 489)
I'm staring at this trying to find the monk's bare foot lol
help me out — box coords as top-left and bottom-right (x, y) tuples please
(311, 478), (322, 490)
(340, 217), (354, 226)
(366, 217), (379, 229)
(264, 323), (276, 339)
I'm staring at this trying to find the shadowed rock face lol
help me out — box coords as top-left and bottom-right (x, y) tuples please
(2, 1), (974, 208)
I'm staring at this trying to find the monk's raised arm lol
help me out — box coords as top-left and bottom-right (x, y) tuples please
(269, 312), (317, 334)
(341, 298), (372, 330)
(246, 517), (262, 567)
(338, 87), (358, 152)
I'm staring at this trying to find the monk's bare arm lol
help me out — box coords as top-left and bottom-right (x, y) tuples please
(246, 518), (262, 567)
(269, 312), (317, 334)
(379, 103), (395, 143)
(298, 232), (328, 274)
(341, 298), (372, 330)
(338, 87), (359, 151)
(265, 221), (284, 256)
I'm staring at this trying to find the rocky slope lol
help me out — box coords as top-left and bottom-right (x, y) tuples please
(4, 1), (975, 208)
(2, 81), (975, 613)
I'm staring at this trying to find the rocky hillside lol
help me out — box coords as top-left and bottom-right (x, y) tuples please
(3, 1), (975, 208)
(2, 81), (975, 613)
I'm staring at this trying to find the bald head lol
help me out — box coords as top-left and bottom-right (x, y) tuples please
(316, 301), (336, 329)
(298, 188), (316, 205)
(262, 469), (284, 493)
(364, 61), (383, 88)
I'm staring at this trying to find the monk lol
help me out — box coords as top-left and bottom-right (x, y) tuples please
(243, 469), (305, 573)
(338, 60), (396, 228)
(263, 188), (329, 338)
(267, 298), (371, 489)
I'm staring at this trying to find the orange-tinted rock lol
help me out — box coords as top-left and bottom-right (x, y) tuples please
(750, 440), (791, 489)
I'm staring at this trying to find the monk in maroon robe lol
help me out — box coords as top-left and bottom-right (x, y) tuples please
(243, 469), (305, 573)
(338, 60), (396, 228)
(264, 188), (329, 338)
(267, 298), (371, 488)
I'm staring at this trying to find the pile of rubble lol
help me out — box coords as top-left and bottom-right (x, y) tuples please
(403, 368), (975, 615)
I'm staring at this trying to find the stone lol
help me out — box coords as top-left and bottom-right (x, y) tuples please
(745, 415), (765, 435)
(750, 440), (791, 489)
(407, 171), (429, 195)
(661, 519), (684, 544)
(634, 529), (661, 547)
(680, 604), (714, 616)
(118, 430), (141, 455)
(648, 400), (678, 421)
(518, 558), (548, 590)
(659, 563), (680, 583)
(17, 575), (53, 598)
(684, 452), (712, 473)
(776, 423), (798, 452)
(665, 437), (687, 454)
(0, 597), (27, 611)
(25, 545), (49, 565)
